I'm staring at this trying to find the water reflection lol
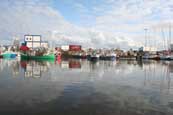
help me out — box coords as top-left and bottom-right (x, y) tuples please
(142, 61), (173, 94)
(0, 59), (173, 114)
(20, 61), (51, 78)
(0, 59), (20, 77)
(60, 59), (81, 69)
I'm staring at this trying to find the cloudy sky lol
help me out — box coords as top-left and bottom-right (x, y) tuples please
(0, 0), (173, 50)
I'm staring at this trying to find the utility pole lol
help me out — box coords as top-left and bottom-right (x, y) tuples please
(144, 28), (148, 51)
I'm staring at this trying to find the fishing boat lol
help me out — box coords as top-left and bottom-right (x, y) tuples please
(119, 56), (136, 60)
(71, 54), (87, 59)
(100, 56), (116, 61)
(149, 55), (160, 60)
(99, 53), (116, 61)
(159, 23), (173, 61)
(159, 50), (173, 60)
(0, 52), (17, 59)
(142, 52), (150, 60)
(21, 53), (55, 60)
(160, 54), (173, 60)
(88, 54), (100, 61)
(20, 44), (55, 60)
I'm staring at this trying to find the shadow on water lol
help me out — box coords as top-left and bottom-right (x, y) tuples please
(0, 59), (173, 115)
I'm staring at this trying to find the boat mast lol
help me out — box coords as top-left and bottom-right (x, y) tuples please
(153, 27), (157, 51)
(161, 27), (166, 50)
(169, 23), (171, 51)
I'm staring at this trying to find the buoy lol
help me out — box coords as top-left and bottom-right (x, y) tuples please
(57, 53), (61, 64)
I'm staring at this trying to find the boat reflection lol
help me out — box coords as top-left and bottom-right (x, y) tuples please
(142, 60), (173, 95)
(57, 59), (82, 69)
(0, 59), (20, 77)
(1, 59), (173, 92)
(20, 60), (51, 78)
(69, 59), (81, 68)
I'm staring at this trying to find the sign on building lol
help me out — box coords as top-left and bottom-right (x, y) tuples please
(61, 45), (69, 51)
(69, 45), (81, 51)
(24, 35), (41, 48)
(24, 35), (41, 42)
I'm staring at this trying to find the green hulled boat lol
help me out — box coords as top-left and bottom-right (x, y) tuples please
(21, 53), (55, 60)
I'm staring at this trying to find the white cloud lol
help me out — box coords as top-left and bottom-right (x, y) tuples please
(1, 0), (173, 50)
(88, 0), (173, 50)
(0, 0), (140, 49)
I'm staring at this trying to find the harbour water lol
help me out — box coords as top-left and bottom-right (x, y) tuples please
(0, 59), (173, 115)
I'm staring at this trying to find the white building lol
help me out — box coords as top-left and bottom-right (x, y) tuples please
(61, 45), (69, 51)
(24, 35), (49, 49)
(144, 46), (157, 52)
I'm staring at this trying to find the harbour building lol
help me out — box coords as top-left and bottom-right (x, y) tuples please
(24, 35), (49, 49)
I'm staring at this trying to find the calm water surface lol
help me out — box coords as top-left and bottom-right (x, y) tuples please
(0, 59), (173, 115)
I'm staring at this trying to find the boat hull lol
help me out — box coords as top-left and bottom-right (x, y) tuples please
(148, 57), (160, 60)
(1, 53), (16, 59)
(99, 56), (116, 61)
(159, 55), (173, 60)
(71, 55), (87, 59)
(88, 56), (99, 61)
(21, 54), (55, 60)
